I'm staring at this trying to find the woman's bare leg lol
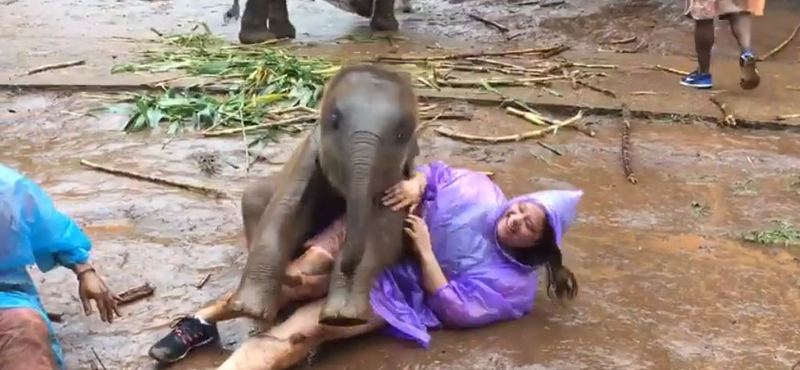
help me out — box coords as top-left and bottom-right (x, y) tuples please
(217, 299), (384, 370)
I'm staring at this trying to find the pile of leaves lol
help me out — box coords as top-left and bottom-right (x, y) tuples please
(741, 220), (800, 248)
(110, 24), (339, 136)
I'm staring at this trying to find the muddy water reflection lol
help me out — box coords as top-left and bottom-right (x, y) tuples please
(2, 92), (800, 369)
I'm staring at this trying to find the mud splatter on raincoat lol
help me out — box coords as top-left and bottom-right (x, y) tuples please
(369, 161), (582, 347)
(1, 164), (93, 369)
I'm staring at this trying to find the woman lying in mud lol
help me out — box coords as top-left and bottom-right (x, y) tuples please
(0, 165), (120, 370)
(148, 161), (583, 370)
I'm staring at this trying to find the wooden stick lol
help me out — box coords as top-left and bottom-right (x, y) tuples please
(605, 35), (637, 45)
(760, 22), (800, 60)
(376, 45), (566, 62)
(776, 114), (800, 121)
(506, 106), (549, 126)
(196, 273), (212, 289)
(563, 62), (618, 69)
(80, 160), (229, 199)
(114, 283), (155, 306)
(631, 91), (658, 96)
(26, 60), (86, 76)
(709, 95), (736, 126)
(468, 14), (509, 33)
(467, 57), (527, 70)
(540, 0), (565, 7)
(621, 118), (637, 184)
(441, 76), (565, 87)
(542, 44), (571, 58)
(652, 65), (689, 76)
(203, 115), (318, 137)
(91, 347), (108, 370)
(435, 111), (583, 144)
(788, 86), (800, 91)
(576, 80), (617, 98)
(538, 141), (563, 156)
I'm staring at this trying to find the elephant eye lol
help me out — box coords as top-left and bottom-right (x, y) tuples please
(329, 107), (341, 130)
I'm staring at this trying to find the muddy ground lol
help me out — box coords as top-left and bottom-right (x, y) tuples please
(2, 0), (800, 369)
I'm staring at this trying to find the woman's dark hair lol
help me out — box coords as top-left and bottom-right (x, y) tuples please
(507, 222), (578, 303)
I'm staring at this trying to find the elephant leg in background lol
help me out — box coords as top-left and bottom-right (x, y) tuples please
(370, 0), (399, 31)
(239, 0), (275, 44)
(268, 0), (297, 39)
(216, 299), (385, 370)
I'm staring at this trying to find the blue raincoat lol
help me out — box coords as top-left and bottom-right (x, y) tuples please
(369, 161), (582, 347)
(0, 165), (93, 369)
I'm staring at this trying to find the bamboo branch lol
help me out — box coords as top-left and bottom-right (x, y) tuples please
(435, 111), (583, 144)
(26, 60), (86, 75)
(203, 114), (318, 137)
(376, 45), (566, 62)
(605, 35), (637, 45)
(776, 113), (800, 121)
(760, 22), (800, 60)
(652, 65), (690, 76)
(576, 80), (617, 98)
(505, 106), (549, 126)
(441, 76), (565, 87)
(621, 118), (637, 184)
(709, 95), (736, 126)
(80, 160), (229, 199)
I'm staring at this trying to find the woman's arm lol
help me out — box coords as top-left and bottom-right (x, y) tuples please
(416, 246), (448, 295)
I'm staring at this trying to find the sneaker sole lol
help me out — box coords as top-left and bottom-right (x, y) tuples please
(148, 335), (217, 364)
(740, 57), (760, 90)
(679, 80), (712, 89)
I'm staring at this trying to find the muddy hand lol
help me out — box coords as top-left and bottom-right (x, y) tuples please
(78, 270), (121, 323)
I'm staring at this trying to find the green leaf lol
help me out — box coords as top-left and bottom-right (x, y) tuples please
(146, 108), (164, 127)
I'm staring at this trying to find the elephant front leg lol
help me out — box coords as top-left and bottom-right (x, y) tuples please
(239, 0), (276, 44)
(370, 0), (399, 31)
(268, 0), (296, 39)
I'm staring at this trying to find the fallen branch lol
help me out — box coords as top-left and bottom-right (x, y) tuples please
(652, 65), (689, 76)
(599, 42), (646, 54)
(631, 91), (658, 96)
(468, 14), (509, 33)
(203, 114), (318, 137)
(196, 273), (212, 289)
(376, 45), (565, 62)
(541, 44), (571, 58)
(563, 62), (618, 69)
(540, 0), (565, 7)
(114, 283), (155, 306)
(760, 22), (800, 60)
(788, 86), (800, 91)
(777, 114), (800, 121)
(435, 111), (583, 144)
(80, 159), (229, 199)
(576, 80), (617, 98)
(621, 118), (637, 184)
(709, 95), (736, 126)
(506, 106), (549, 126)
(26, 60), (86, 76)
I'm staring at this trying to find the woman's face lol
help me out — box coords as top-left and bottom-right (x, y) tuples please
(496, 201), (547, 249)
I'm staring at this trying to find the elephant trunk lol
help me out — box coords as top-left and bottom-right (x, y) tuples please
(339, 130), (380, 275)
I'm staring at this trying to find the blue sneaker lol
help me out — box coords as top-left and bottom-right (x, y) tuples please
(739, 51), (760, 90)
(680, 71), (713, 89)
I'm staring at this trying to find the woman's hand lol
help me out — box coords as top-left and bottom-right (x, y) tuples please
(77, 269), (121, 323)
(404, 212), (433, 257)
(382, 172), (426, 211)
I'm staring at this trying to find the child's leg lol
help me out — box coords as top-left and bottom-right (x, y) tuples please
(695, 19), (715, 74)
(216, 299), (384, 370)
(728, 11), (760, 89)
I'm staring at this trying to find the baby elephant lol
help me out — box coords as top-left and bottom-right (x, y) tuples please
(228, 64), (420, 326)
(224, 0), (408, 44)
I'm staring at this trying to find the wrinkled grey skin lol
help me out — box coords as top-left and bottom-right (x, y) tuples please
(228, 65), (420, 326)
(223, 0), (413, 44)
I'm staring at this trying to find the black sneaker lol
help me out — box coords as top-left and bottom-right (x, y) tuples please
(148, 316), (219, 364)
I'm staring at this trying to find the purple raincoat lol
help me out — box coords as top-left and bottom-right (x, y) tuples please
(369, 161), (582, 348)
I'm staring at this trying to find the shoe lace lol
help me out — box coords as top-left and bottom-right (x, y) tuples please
(169, 317), (204, 346)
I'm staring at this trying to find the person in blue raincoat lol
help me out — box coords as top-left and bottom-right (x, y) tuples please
(0, 165), (120, 370)
(149, 161), (582, 370)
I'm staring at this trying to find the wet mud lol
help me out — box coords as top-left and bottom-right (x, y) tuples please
(2, 90), (800, 369)
(2, 0), (800, 368)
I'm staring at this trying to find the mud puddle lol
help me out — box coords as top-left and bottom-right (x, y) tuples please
(2, 90), (799, 369)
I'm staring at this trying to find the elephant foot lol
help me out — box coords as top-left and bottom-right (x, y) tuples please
(319, 292), (371, 327)
(370, 14), (399, 32)
(239, 27), (278, 44)
(228, 282), (278, 322)
(269, 18), (297, 39)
